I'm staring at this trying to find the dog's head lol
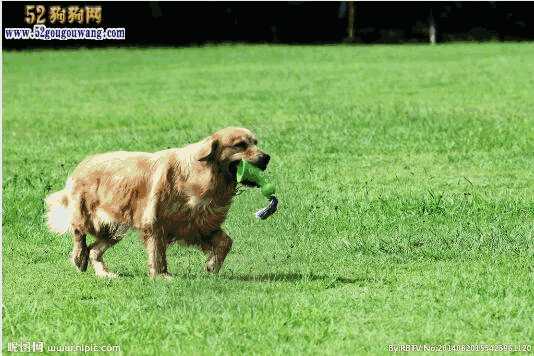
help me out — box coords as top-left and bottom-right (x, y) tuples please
(196, 127), (270, 181)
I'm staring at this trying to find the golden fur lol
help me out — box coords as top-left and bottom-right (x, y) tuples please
(45, 127), (270, 278)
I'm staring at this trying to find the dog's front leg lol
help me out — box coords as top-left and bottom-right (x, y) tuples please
(201, 230), (233, 273)
(70, 229), (89, 272)
(142, 227), (171, 279)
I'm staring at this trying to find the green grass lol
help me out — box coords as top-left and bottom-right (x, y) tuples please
(3, 43), (533, 355)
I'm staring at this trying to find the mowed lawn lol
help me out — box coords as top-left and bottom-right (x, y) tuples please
(3, 44), (533, 354)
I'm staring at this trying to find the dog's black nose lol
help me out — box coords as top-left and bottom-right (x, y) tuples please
(257, 154), (270, 170)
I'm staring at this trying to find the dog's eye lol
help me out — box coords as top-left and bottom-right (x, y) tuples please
(234, 142), (247, 149)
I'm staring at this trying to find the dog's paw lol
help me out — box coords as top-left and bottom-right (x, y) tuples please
(205, 261), (222, 274)
(149, 272), (173, 280)
(161, 272), (173, 281)
(70, 248), (89, 272)
(95, 271), (118, 279)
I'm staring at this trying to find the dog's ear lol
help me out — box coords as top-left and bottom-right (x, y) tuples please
(197, 137), (220, 161)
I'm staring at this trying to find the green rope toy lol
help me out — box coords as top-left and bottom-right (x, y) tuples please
(236, 160), (278, 220)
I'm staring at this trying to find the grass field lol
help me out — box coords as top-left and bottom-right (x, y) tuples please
(3, 43), (533, 354)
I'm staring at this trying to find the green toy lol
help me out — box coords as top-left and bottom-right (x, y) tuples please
(236, 160), (278, 219)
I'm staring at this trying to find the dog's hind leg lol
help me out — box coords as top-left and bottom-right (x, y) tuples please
(88, 237), (119, 278)
(70, 229), (89, 272)
(68, 191), (90, 272)
(88, 226), (126, 278)
(200, 230), (233, 273)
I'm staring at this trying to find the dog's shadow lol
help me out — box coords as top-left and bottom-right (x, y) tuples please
(111, 269), (368, 285)
(177, 271), (366, 285)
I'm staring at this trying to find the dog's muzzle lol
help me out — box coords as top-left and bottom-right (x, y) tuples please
(255, 153), (270, 171)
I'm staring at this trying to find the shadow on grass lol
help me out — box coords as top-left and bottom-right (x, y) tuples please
(110, 269), (374, 285)
(177, 272), (369, 284)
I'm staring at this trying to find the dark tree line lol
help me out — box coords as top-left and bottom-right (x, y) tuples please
(3, 1), (534, 49)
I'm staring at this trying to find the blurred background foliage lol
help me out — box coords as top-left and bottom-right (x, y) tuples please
(3, 1), (534, 49)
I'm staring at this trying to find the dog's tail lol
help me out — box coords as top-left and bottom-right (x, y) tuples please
(45, 177), (74, 235)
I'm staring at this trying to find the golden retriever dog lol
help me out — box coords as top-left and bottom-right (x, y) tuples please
(45, 127), (270, 278)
